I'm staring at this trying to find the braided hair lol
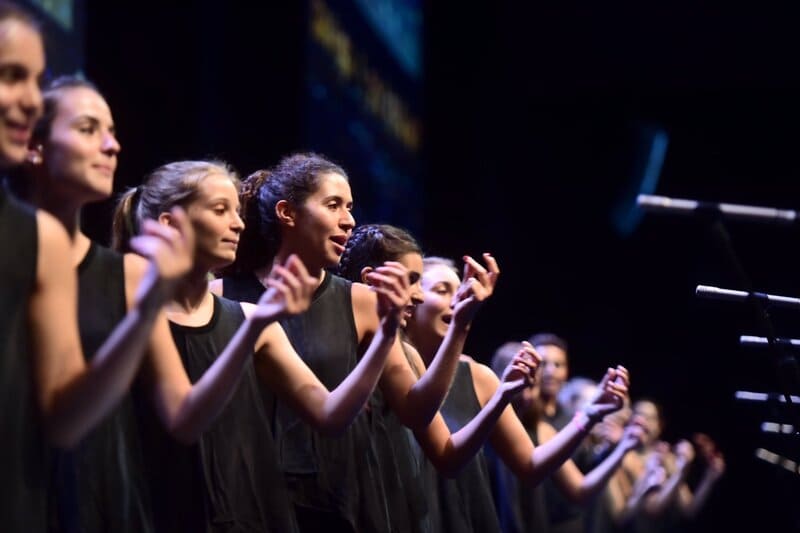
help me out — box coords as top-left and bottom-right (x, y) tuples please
(335, 224), (422, 282)
(335, 224), (424, 377)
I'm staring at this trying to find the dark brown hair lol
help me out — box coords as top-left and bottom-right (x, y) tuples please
(219, 152), (347, 275)
(528, 332), (569, 354)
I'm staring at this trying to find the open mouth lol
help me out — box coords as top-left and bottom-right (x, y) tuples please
(330, 234), (348, 254)
(441, 314), (453, 325)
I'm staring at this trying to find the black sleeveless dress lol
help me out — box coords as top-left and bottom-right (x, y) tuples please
(543, 404), (586, 533)
(221, 272), (263, 304)
(0, 190), (48, 533)
(51, 243), (154, 533)
(138, 295), (298, 533)
(370, 387), (434, 533)
(224, 272), (391, 533)
(486, 425), (549, 533)
(432, 360), (502, 533)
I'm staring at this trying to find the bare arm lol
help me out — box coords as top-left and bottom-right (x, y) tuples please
(643, 442), (694, 516)
(412, 351), (537, 476)
(417, 254), (500, 416)
(682, 434), (725, 519)
(31, 210), (193, 447)
(682, 460), (723, 519)
(142, 254), (316, 443)
(545, 420), (643, 505)
(486, 366), (630, 487)
(256, 262), (409, 436)
(374, 254), (501, 428)
(613, 454), (666, 526)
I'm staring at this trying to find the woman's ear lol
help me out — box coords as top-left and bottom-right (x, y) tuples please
(157, 211), (176, 228)
(360, 266), (374, 285)
(275, 199), (295, 227)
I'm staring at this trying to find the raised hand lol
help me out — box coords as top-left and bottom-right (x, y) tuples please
(366, 261), (412, 329)
(451, 253), (500, 328)
(582, 365), (629, 422)
(674, 439), (696, 466)
(619, 415), (646, 451)
(498, 344), (540, 401)
(129, 207), (195, 310)
(253, 254), (317, 322)
(693, 432), (724, 478)
(130, 207), (195, 283)
(706, 452), (725, 480)
(638, 453), (667, 496)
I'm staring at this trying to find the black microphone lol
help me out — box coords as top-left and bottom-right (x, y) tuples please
(637, 194), (797, 224)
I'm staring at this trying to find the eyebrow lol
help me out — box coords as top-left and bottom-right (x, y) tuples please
(322, 195), (353, 205)
(73, 115), (116, 134)
(208, 197), (240, 208)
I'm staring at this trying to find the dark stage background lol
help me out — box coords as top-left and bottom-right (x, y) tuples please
(51, 1), (800, 530)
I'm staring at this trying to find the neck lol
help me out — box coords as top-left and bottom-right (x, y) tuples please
(542, 395), (558, 417)
(270, 246), (327, 289)
(35, 193), (82, 237)
(408, 328), (443, 367)
(170, 267), (211, 312)
(31, 190), (92, 267)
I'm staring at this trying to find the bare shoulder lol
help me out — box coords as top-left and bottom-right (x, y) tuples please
(466, 356), (496, 383)
(466, 356), (499, 404)
(402, 340), (422, 361)
(208, 277), (223, 296)
(537, 420), (557, 443)
(121, 252), (151, 308)
(123, 252), (149, 282)
(239, 301), (257, 318)
(350, 280), (376, 309)
(34, 210), (73, 287)
(35, 209), (70, 258)
(350, 280), (377, 340)
(400, 340), (428, 375)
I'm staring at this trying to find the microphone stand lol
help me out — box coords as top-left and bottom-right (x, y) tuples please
(704, 218), (800, 435)
(638, 195), (800, 433)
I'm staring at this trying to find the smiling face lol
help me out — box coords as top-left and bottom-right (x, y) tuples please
(34, 86), (120, 204)
(0, 19), (43, 168)
(282, 171), (355, 271)
(184, 173), (244, 271)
